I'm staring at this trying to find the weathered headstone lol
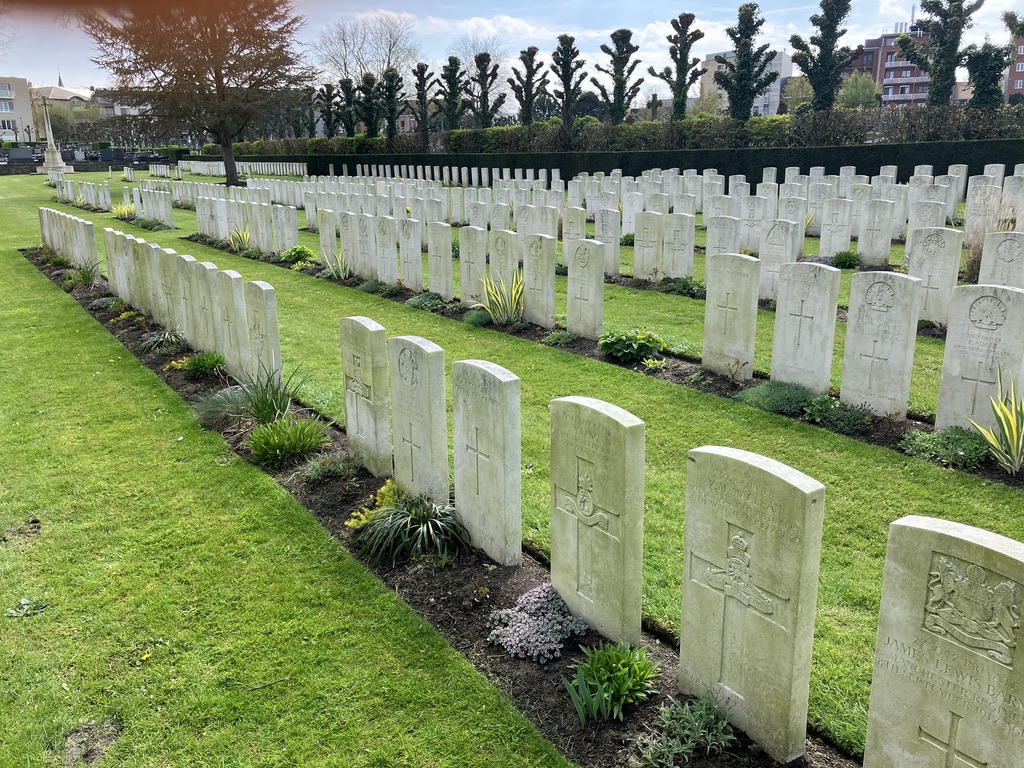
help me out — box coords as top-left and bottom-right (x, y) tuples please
(857, 199), (895, 268)
(771, 263), (841, 395)
(906, 227), (963, 326)
(489, 229), (519, 290)
(863, 515), (1024, 768)
(453, 360), (521, 566)
(551, 396), (645, 644)
(840, 272), (923, 420)
(388, 335), (448, 503)
(703, 253), (759, 381)
(594, 208), (622, 276)
(758, 219), (799, 300)
(680, 446), (825, 764)
(980, 232), (1024, 289)
(245, 280), (282, 383)
(426, 221), (454, 301)
(633, 211), (664, 280)
(339, 316), (392, 477)
(706, 216), (741, 259)
(397, 218), (423, 292)
(566, 239), (605, 340)
(818, 197), (853, 261)
(522, 234), (557, 328)
(459, 225), (488, 307)
(663, 213), (695, 278)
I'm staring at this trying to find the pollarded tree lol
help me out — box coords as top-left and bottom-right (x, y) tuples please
(963, 40), (1013, 109)
(509, 46), (550, 127)
(1005, 11), (1024, 38)
(647, 13), (706, 120)
(81, 0), (314, 186)
(338, 78), (358, 137)
(467, 52), (507, 129)
(315, 83), (341, 137)
(380, 67), (405, 151)
(434, 56), (470, 131)
(897, 0), (985, 106)
(550, 34), (588, 147)
(714, 4), (779, 121)
(789, 0), (863, 111)
(354, 73), (382, 138)
(409, 63), (435, 151)
(590, 28), (644, 125)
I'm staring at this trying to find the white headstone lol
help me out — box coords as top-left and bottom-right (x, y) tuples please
(522, 234), (557, 328)
(771, 263), (841, 395)
(339, 316), (392, 477)
(426, 221), (454, 301)
(906, 227), (963, 326)
(566, 239), (605, 340)
(703, 253), (759, 381)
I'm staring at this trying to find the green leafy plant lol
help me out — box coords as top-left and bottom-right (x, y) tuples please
(475, 270), (525, 326)
(803, 396), (873, 435)
(111, 202), (136, 221)
(137, 328), (187, 354)
(634, 693), (736, 767)
(832, 250), (860, 269)
(193, 365), (306, 433)
(6, 598), (48, 618)
(244, 416), (329, 469)
(134, 218), (172, 231)
(184, 351), (226, 380)
(642, 357), (668, 372)
(280, 244), (317, 264)
(74, 194), (88, 208)
(405, 291), (445, 312)
(302, 452), (362, 487)
(45, 255), (73, 268)
(346, 478), (406, 531)
(598, 329), (666, 364)
(354, 494), (470, 565)
(194, 386), (249, 432)
(290, 259), (316, 271)
(239, 248), (264, 261)
(659, 276), (706, 300)
(735, 380), (814, 418)
(542, 330), (577, 347)
(968, 368), (1024, 476)
(62, 262), (102, 291)
(900, 426), (990, 471)
(173, 199), (196, 210)
(620, 233), (635, 246)
(228, 227), (252, 253)
(357, 279), (386, 293)
(463, 309), (494, 327)
(487, 583), (589, 663)
(562, 641), (660, 724)
(111, 310), (142, 324)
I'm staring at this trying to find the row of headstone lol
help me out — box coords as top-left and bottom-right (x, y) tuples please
(54, 179), (112, 211)
(178, 160), (226, 177)
(122, 166), (135, 182)
(194, 197), (299, 255)
(354, 163), (561, 190)
(237, 161), (307, 177)
(338, 318), (523, 566)
(100, 227), (281, 382)
(138, 188), (175, 228)
(38, 207), (99, 269)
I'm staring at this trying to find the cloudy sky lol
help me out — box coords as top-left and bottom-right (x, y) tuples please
(2, 0), (1017, 94)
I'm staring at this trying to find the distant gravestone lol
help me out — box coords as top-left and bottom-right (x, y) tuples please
(705, 215), (741, 259)
(905, 201), (946, 259)
(566, 239), (605, 340)
(376, 215), (399, 285)
(863, 515), (1024, 768)
(703, 253), (759, 381)
(522, 234), (557, 328)
(453, 360), (521, 566)
(840, 272), (923, 420)
(551, 396), (645, 644)
(426, 221), (454, 301)
(857, 199), (895, 267)
(594, 208), (622, 276)
(663, 213), (695, 278)
(389, 335), (448, 504)
(771, 263), (841, 395)
(339, 316), (392, 478)
(459, 225), (488, 307)
(633, 211), (664, 280)
(680, 446), (825, 764)
(489, 229), (519, 290)
(906, 227), (963, 326)
(936, 285), (1024, 431)
(758, 219), (799, 301)
(397, 218), (423, 292)
(562, 206), (586, 246)
(216, 269), (251, 381)
(818, 197), (853, 261)
(979, 232), (1024, 289)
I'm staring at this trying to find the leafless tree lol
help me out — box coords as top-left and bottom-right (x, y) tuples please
(0, 2), (19, 62)
(447, 33), (512, 105)
(313, 11), (420, 82)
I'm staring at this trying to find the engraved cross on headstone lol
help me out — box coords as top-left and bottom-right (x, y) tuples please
(918, 711), (988, 768)
(961, 359), (998, 416)
(860, 339), (889, 388)
(344, 354), (372, 438)
(465, 426), (490, 496)
(922, 274), (941, 312)
(717, 292), (739, 335)
(574, 284), (590, 322)
(789, 299), (815, 347)
(400, 421), (422, 482)
(554, 456), (616, 602)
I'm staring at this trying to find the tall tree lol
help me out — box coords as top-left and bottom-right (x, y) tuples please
(713, 3), (779, 121)
(789, 0), (862, 111)
(963, 41), (1013, 109)
(409, 62), (434, 151)
(1005, 11), (1024, 38)
(434, 56), (469, 131)
(837, 70), (880, 107)
(313, 11), (419, 82)
(354, 73), (382, 138)
(897, 0), (985, 106)
(508, 46), (550, 127)
(337, 78), (358, 137)
(297, 86), (317, 137)
(315, 83), (341, 137)
(550, 35), (588, 147)
(590, 28), (644, 124)
(0, 1), (17, 63)
(379, 67), (405, 150)
(647, 13), (706, 120)
(81, 0), (312, 186)
(467, 52), (507, 128)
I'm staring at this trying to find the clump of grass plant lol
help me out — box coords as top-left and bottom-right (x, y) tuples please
(184, 351), (226, 381)
(475, 271), (524, 326)
(62, 262), (102, 291)
(193, 366), (306, 434)
(900, 426), (990, 471)
(353, 494), (470, 566)
(111, 202), (136, 221)
(634, 693), (736, 767)
(562, 641), (660, 724)
(358, 280), (386, 294)
(463, 309), (493, 327)
(803, 396), (873, 436)
(245, 416), (329, 469)
(302, 452), (361, 488)
(405, 292), (445, 312)
(968, 369), (1024, 476)
(598, 329), (666, 364)
(832, 250), (860, 269)
(486, 583), (589, 664)
(735, 380), (814, 418)
(227, 228), (251, 253)
(137, 328), (188, 355)
(134, 218), (171, 231)
(542, 330), (577, 347)
(44, 254), (73, 268)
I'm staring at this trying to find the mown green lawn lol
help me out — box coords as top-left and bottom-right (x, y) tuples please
(3, 171), (1018, 757)
(0, 175), (571, 767)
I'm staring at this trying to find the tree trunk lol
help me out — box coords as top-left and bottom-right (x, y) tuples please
(222, 136), (238, 187)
